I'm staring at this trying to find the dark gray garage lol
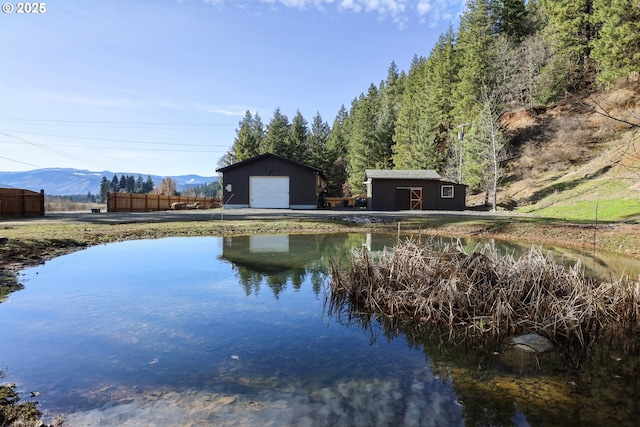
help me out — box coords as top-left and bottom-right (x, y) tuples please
(216, 153), (326, 209)
(364, 169), (467, 211)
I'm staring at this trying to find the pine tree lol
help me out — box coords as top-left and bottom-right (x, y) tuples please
(539, 0), (595, 94)
(393, 55), (429, 169)
(261, 108), (291, 158)
(591, 0), (640, 84)
(135, 175), (144, 193)
(109, 175), (119, 193)
(453, 0), (496, 123)
(99, 176), (109, 203)
(307, 111), (331, 172)
(394, 30), (457, 173)
(326, 106), (349, 196)
(143, 176), (154, 193)
(125, 175), (135, 193)
(372, 62), (404, 171)
(289, 110), (309, 163)
(230, 110), (263, 163)
(345, 85), (382, 193)
(494, 0), (534, 41)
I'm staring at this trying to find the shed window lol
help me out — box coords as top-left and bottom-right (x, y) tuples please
(441, 185), (454, 198)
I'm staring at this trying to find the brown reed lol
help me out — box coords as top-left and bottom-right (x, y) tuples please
(327, 238), (640, 350)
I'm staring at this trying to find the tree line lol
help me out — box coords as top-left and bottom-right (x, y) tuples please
(99, 174), (222, 203)
(222, 0), (639, 209)
(99, 174), (155, 202)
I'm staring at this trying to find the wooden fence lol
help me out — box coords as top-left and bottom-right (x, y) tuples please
(107, 192), (221, 212)
(0, 188), (45, 217)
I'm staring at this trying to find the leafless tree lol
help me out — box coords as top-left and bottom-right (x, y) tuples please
(153, 177), (178, 196)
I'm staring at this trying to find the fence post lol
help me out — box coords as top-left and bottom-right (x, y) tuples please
(40, 189), (45, 215)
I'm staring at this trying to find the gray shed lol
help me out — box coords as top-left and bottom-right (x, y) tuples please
(216, 153), (326, 209)
(364, 169), (467, 211)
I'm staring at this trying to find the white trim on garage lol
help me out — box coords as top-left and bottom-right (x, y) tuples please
(250, 176), (289, 208)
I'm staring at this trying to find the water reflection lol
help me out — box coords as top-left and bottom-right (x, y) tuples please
(0, 234), (638, 426)
(218, 233), (400, 298)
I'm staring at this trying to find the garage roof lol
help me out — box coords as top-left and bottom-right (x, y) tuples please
(216, 153), (326, 179)
(365, 169), (442, 180)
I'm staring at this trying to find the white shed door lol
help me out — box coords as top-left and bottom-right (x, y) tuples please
(249, 176), (289, 208)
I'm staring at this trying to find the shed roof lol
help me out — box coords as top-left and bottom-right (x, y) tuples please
(365, 169), (442, 180)
(216, 153), (326, 179)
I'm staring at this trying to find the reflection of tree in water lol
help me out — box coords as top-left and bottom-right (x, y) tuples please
(326, 297), (640, 427)
(235, 266), (262, 296)
(220, 233), (398, 298)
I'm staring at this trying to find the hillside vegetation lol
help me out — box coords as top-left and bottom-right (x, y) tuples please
(221, 0), (640, 222)
(498, 82), (640, 222)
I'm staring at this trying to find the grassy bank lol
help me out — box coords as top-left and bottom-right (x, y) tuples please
(2, 214), (640, 271)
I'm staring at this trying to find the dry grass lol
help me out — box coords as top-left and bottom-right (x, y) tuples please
(327, 238), (640, 352)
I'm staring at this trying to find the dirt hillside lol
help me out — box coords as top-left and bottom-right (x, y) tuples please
(477, 81), (640, 222)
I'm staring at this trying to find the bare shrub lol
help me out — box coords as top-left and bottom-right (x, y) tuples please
(327, 239), (640, 352)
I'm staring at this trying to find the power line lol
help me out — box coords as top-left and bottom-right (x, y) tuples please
(0, 118), (235, 130)
(0, 129), (230, 148)
(0, 130), (120, 171)
(0, 140), (221, 153)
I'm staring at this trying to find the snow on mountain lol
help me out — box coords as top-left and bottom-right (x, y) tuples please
(0, 168), (218, 195)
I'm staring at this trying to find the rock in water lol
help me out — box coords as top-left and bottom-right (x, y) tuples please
(511, 333), (554, 353)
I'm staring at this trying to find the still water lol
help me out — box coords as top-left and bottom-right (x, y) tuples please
(1, 233), (639, 426)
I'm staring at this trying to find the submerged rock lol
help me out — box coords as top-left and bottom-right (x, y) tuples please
(511, 333), (554, 354)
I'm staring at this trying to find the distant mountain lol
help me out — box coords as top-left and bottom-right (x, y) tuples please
(0, 168), (219, 195)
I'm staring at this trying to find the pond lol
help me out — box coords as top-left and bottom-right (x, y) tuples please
(1, 233), (640, 426)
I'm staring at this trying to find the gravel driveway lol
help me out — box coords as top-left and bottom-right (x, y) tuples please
(1, 207), (524, 225)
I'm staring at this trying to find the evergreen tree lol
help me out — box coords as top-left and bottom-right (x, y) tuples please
(539, 0), (595, 95)
(142, 175), (154, 193)
(125, 175), (135, 193)
(307, 111), (331, 172)
(591, 0), (640, 84)
(261, 108), (291, 157)
(230, 110), (263, 163)
(372, 62), (404, 171)
(345, 85), (382, 194)
(494, 0), (534, 41)
(289, 110), (309, 163)
(99, 176), (109, 203)
(135, 175), (144, 193)
(326, 106), (349, 196)
(118, 174), (127, 191)
(109, 174), (119, 193)
(452, 0), (497, 123)
(423, 27), (458, 170)
(393, 55), (429, 169)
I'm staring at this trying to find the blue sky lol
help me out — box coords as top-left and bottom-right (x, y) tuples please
(1, 0), (465, 177)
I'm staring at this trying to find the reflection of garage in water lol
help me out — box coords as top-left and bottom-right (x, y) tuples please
(216, 153), (326, 209)
(364, 169), (467, 211)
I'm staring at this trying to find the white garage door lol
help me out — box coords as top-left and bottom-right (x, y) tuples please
(249, 176), (289, 208)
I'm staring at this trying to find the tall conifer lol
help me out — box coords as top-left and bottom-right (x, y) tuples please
(591, 0), (640, 84)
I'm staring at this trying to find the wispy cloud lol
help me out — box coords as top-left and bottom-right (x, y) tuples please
(49, 90), (246, 117)
(195, 0), (465, 29)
